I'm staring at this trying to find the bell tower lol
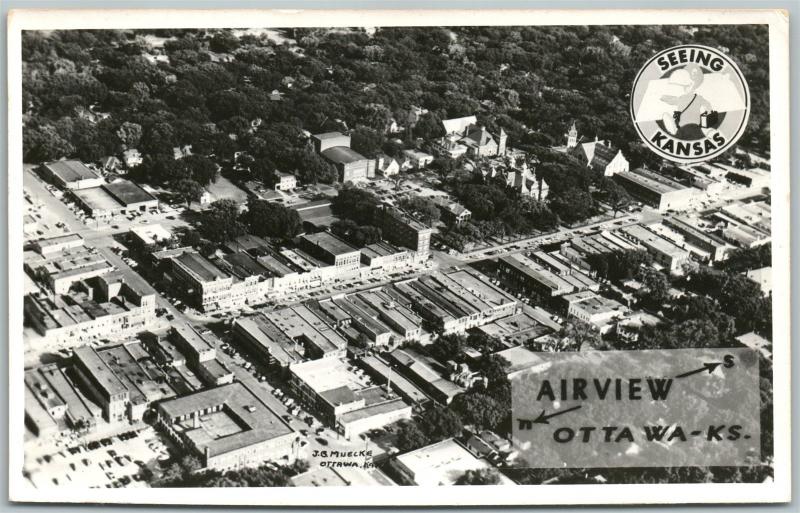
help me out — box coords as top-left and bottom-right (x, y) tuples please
(567, 121), (578, 149)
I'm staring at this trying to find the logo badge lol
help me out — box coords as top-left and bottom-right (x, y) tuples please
(630, 45), (750, 163)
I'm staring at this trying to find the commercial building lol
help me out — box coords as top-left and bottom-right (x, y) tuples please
(392, 269), (519, 334)
(661, 216), (730, 262)
(563, 291), (628, 331)
(71, 180), (159, 218)
(613, 168), (695, 211)
(392, 438), (516, 486)
(497, 253), (598, 299)
(25, 364), (101, 437)
(559, 231), (640, 272)
(129, 224), (173, 253)
(24, 272), (156, 347)
(40, 160), (104, 190)
(169, 324), (234, 387)
(401, 149), (434, 169)
(25, 239), (114, 294)
(299, 232), (361, 269)
(289, 358), (412, 439)
(387, 349), (464, 405)
(233, 313), (304, 371)
(360, 242), (413, 271)
(617, 224), (691, 274)
(31, 233), (85, 256)
(374, 206), (433, 259)
(156, 382), (297, 471)
(73, 342), (176, 424)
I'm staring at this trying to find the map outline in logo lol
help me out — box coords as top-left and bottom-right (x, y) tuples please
(630, 44), (750, 164)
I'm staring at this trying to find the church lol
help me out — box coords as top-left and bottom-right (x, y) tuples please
(562, 122), (630, 177)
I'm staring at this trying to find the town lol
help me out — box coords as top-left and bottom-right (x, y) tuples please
(20, 26), (773, 489)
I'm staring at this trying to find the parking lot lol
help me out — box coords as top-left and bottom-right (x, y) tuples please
(24, 426), (174, 489)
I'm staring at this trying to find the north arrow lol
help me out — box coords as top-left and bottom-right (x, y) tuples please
(675, 362), (723, 379)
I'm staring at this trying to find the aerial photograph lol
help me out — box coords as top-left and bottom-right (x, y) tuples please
(17, 24), (774, 491)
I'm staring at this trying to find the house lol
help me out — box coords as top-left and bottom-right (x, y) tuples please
(99, 156), (121, 173)
(199, 190), (213, 205)
(506, 167), (549, 201)
(172, 145), (193, 160)
(122, 149), (143, 168)
(274, 172), (297, 192)
(428, 136), (468, 159)
(440, 202), (472, 226)
(440, 116), (507, 158)
(402, 149), (434, 169)
(375, 154), (400, 177)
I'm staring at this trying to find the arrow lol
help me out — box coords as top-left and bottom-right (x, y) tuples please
(517, 405), (582, 429)
(675, 362), (723, 379)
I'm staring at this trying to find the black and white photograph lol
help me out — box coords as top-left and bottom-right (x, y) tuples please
(7, 8), (791, 507)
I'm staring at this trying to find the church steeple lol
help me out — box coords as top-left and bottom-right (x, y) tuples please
(567, 121), (578, 149)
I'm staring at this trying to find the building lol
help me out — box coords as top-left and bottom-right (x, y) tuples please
(73, 342), (175, 424)
(313, 132), (375, 182)
(661, 216), (730, 262)
(40, 160), (104, 190)
(387, 349), (464, 405)
(156, 382), (297, 471)
(374, 206), (433, 259)
(613, 168), (695, 212)
(299, 232), (361, 269)
(122, 149), (143, 168)
(233, 313), (304, 371)
(71, 180), (159, 219)
(439, 202), (472, 226)
(392, 438), (515, 486)
(392, 269), (519, 334)
(129, 224), (173, 252)
(497, 253), (599, 299)
(563, 291), (627, 331)
(25, 243), (114, 295)
(428, 136), (468, 159)
(289, 358), (412, 439)
(442, 116), (478, 135)
(375, 154), (400, 177)
(274, 172), (297, 192)
(360, 242), (413, 271)
(25, 364), (101, 437)
(30, 233), (85, 256)
(745, 266), (772, 296)
(439, 116), (507, 158)
(570, 138), (629, 177)
(170, 324), (217, 365)
(401, 149), (434, 169)
(617, 224), (691, 274)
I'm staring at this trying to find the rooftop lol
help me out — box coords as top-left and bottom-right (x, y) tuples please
(174, 251), (229, 282)
(301, 231), (359, 257)
(158, 382), (294, 458)
(43, 160), (101, 183)
(321, 146), (368, 165)
(103, 180), (158, 206)
(395, 438), (515, 486)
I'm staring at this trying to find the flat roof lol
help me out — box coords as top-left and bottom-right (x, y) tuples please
(34, 233), (84, 249)
(290, 358), (362, 395)
(73, 187), (123, 212)
(396, 438), (514, 486)
(172, 324), (215, 356)
(313, 131), (348, 140)
(160, 382), (294, 458)
(130, 224), (172, 245)
(620, 224), (687, 257)
(616, 169), (684, 195)
(43, 160), (101, 183)
(301, 231), (359, 257)
(321, 146), (368, 165)
(495, 346), (546, 374)
(104, 180), (158, 206)
(73, 345), (128, 397)
(174, 251), (228, 282)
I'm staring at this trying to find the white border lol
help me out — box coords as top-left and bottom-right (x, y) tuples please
(6, 8), (791, 506)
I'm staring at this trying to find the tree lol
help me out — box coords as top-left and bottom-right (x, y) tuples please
(184, 154), (219, 186)
(116, 121), (143, 149)
(295, 149), (337, 184)
(720, 244), (771, 273)
(428, 333), (466, 363)
(240, 199), (302, 240)
(396, 420), (429, 452)
(455, 468), (502, 485)
(331, 185), (381, 225)
(451, 392), (507, 431)
(637, 267), (670, 305)
(413, 112), (444, 140)
(173, 179), (205, 208)
(559, 319), (602, 351)
(23, 124), (75, 162)
(466, 332), (504, 354)
(199, 199), (246, 243)
(602, 179), (633, 217)
(398, 195), (441, 226)
(330, 219), (382, 247)
(548, 188), (594, 225)
(209, 31), (240, 53)
(350, 127), (385, 158)
(418, 407), (463, 442)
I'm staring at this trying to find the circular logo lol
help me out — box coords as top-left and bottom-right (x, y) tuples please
(630, 45), (750, 164)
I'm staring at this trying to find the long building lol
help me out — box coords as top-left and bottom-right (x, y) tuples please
(25, 364), (101, 437)
(617, 224), (691, 274)
(40, 160), (104, 190)
(613, 167), (695, 212)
